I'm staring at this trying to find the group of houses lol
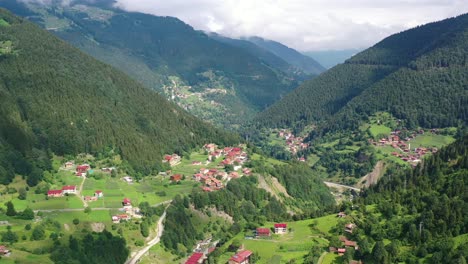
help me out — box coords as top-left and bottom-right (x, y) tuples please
(277, 129), (309, 155)
(203, 144), (249, 167)
(47, 185), (77, 197)
(193, 168), (225, 192)
(111, 198), (142, 223)
(371, 129), (438, 166)
(329, 236), (359, 258)
(255, 223), (288, 238)
(185, 238), (218, 264)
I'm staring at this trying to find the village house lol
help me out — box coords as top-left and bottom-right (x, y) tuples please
(337, 248), (346, 256)
(256, 228), (271, 237)
(0, 245), (11, 257)
(64, 161), (74, 169)
(123, 176), (133, 184)
(75, 164), (90, 177)
(185, 252), (206, 264)
(170, 174), (182, 182)
(203, 143), (217, 152)
(101, 167), (115, 173)
(62, 185), (77, 194)
(345, 223), (357, 233)
(122, 198), (131, 206)
(337, 212), (347, 218)
(229, 250), (252, 264)
(84, 196), (97, 202)
(339, 236), (359, 250)
(192, 161), (202, 165)
(95, 190), (103, 198)
(47, 189), (63, 198)
(163, 154), (181, 166)
(274, 223), (287, 234)
(112, 214), (130, 223)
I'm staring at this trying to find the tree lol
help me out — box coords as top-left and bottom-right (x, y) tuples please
(1, 226), (18, 243)
(31, 226), (46, 241)
(5, 201), (16, 216)
(73, 218), (80, 225)
(18, 187), (27, 200)
(371, 241), (389, 264)
(84, 206), (91, 214)
(140, 221), (149, 237)
(18, 207), (34, 220)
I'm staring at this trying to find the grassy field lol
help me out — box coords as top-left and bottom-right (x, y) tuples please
(322, 252), (343, 264)
(140, 243), (181, 264)
(409, 134), (455, 148)
(218, 214), (339, 264)
(369, 124), (392, 138)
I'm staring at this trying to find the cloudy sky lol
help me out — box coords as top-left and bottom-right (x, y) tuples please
(111, 0), (468, 51)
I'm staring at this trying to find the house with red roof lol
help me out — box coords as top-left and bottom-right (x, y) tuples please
(0, 245), (11, 256)
(94, 190), (103, 198)
(47, 189), (63, 197)
(170, 174), (182, 182)
(62, 185), (77, 194)
(229, 250), (252, 264)
(112, 214), (130, 223)
(345, 223), (356, 233)
(76, 164), (90, 176)
(122, 198), (131, 206)
(256, 228), (271, 237)
(337, 248), (346, 256)
(185, 252), (205, 264)
(339, 236), (359, 250)
(274, 223), (287, 234)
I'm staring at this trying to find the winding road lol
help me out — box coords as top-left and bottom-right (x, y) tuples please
(125, 208), (168, 264)
(323, 181), (361, 192)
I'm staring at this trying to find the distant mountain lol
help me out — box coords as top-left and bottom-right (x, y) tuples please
(0, 8), (237, 185)
(254, 14), (468, 133)
(209, 33), (317, 81)
(246, 36), (326, 75)
(303, 49), (362, 69)
(0, 0), (299, 128)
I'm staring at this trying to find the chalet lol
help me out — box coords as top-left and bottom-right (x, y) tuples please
(62, 185), (77, 194)
(229, 172), (239, 179)
(229, 250), (252, 264)
(256, 228), (271, 237)
(101, 167), (115, 173)
(274, 223), (287, 234)
(193, 173), (203, 181)
(337, 212), (346, 218)
(211, 178), (223, 188)
(242, 168), (251, 175)
(170, 174), (182, 182)
(64, 161), (74, 169)
(192, 161), (202, 165)
(47, 189), (63, 198)
(340, 236), (358, 250)
(299, 157), (306, 162)
(94, 190), (103, 198)
(0, 245), (11, 257)
(345, 223), (356, 233)
(338, 248), (346, 256)
(200, 168), (209, 174)
(185, 252), (205, 264)
(122, 198), (131, 206)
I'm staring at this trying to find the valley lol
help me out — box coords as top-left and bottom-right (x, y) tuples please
(0, 3), (467, 264)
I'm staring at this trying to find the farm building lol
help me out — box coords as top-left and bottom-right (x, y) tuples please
(229, 250), (252, 264)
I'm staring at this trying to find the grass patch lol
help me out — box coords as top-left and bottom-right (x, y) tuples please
(409, 134), (455, 148)
(369, 124), (392, 138)
(0, 18), (10, 26)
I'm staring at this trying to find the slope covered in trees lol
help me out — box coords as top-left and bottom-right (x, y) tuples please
(0, 0), (301, 127)
(254, 14), (468, 133)
(0, 8), (238, 185)
(352, 135), (468, 263)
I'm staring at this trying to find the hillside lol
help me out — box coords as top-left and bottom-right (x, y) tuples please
(303, 49), (361, 69)
(0, 0), (300, 128)
(253, 13), (468, 133)
(246, 36), (326, 75)
(0, 8), (238, 184)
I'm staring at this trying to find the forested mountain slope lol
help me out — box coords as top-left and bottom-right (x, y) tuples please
(247, 36), (326, 75)
(254, 14), (468, 133)
(0, 0), (300, 128)
(354, 135), (468, 263)
(0, 8), (238, 184)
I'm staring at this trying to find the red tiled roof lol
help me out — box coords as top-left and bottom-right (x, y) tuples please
(185, 252), (204, 264)
(62, 185), (76, 191)
(274, 223), (287, 228)
(338, 248), (346, 253)
(256, 228), (270, 235)
(95, 190), (102, 193)
(229, 250), (252, 263)
(123, 198), (131, 204)
(47, 190), (62, 195)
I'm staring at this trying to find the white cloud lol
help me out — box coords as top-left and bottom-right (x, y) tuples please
(20, 0), (468, 51)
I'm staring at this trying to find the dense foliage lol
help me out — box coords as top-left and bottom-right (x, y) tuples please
(50, 230), (129, 264)
(0, 8), (238, 184)
(253, 13), (468, 134)
(353, 135), (468, 263)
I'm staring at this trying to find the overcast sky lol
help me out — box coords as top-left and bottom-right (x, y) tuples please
(112, 0), (468, 51)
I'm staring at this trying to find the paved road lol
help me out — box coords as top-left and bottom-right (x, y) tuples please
(323, 181), (361, 192)
(125, 208), (168, 264)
